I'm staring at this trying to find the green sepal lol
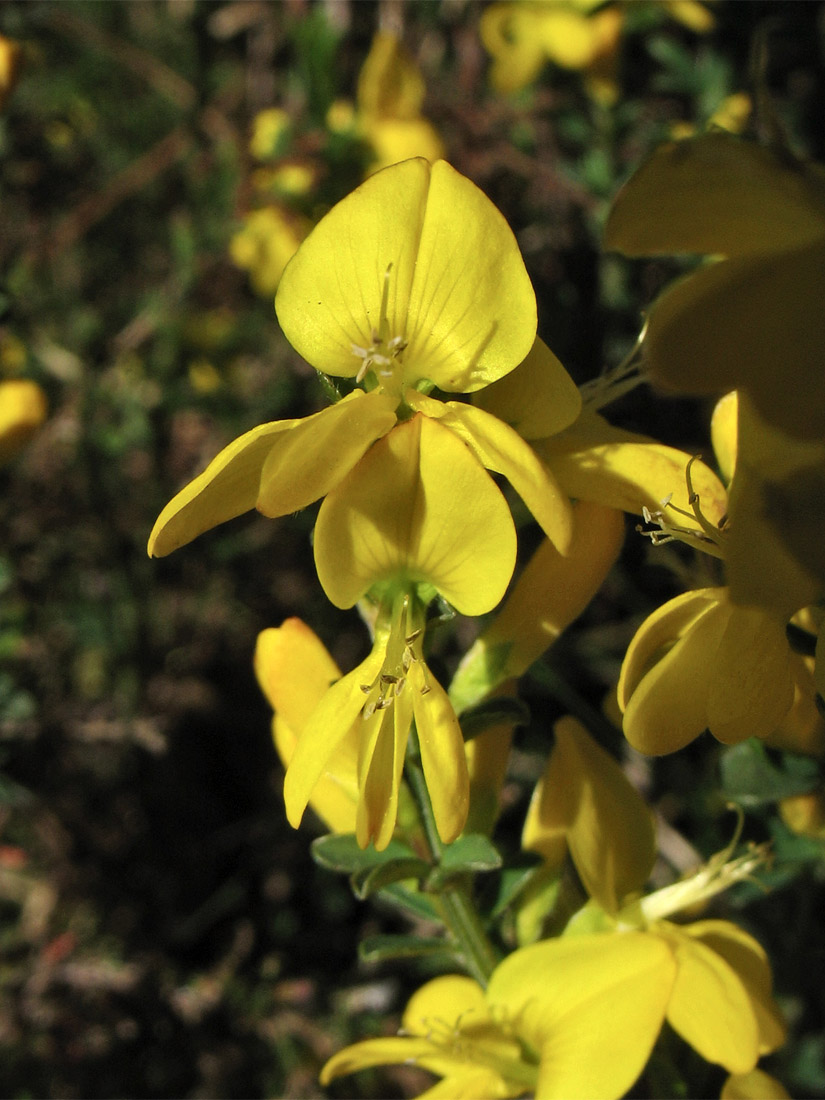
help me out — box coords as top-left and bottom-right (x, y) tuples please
(359, 934), (461, 966)
(378, 882), (440, 921)
(487, 855), (544, 919)
(719, 740), (821, 807)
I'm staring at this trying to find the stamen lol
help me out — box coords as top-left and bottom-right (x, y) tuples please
(637, 456), (727, 559)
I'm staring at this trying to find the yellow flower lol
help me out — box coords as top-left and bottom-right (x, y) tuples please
(150, 159), (574, 564)
(248, 107), (291, 161)
(355, 31), (445, 173)
(228, 206), (310, 297)
(322, 934), (678, 1100)
(523, 718), (786, 1077)
(0, 379), (48, 465)
(618, 586), (796, 754)
(283, 414), (517, 849)
(604, 132), (825, 441)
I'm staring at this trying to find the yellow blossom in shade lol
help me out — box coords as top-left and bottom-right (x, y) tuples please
(604, 132), (825, 440)
(229, 206), (310, 297)
(254, 619), (359, 835)
(722, 1068), (791, 1100)
(150, 159), (575, 561)
(617, 586), (796, 754)
(0, 379), (48, 465)
(322, 935), (678, 1100)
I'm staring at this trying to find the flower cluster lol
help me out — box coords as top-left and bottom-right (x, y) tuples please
(150, 125), (814, 1096)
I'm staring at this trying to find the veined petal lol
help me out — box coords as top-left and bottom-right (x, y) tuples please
(411, 661), (469, 845)
(605, 134), (825, 258)
(617, 588), (720, 710)
(409, 393), (573, 553)
(538, 717), (656, 913)
(473, 337), (582, 440)
(147, 391), (395, 557)
(621, 595), (729, 755)
(403, 160), (536, 392)
(489, 933), (675, 1100)
(537, 409), (728, 528)
(682, 921), (786, 1054)
(642, 243), (825, 438)
(275, 158), (430, 378)
(283, 645), (385, 830)
(661, 927), (760, 1074)
(258, 389), (397, 515)
(315, 415), (517, 614)
(707, 605), (795, 744)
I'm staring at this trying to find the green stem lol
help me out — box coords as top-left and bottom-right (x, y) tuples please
(406, 761), (501, 987)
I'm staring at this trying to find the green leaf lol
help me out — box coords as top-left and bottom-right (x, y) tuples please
(458, 696), (530, 742)
(427, 834), (502, 890)
(311, 834), (419, 875)
(719, 740), (821, 807)
(352, 858), (431, 901)
(378, 882), (440, 922)
(488, 857), (544, 919)
(359, 934), (460, 966)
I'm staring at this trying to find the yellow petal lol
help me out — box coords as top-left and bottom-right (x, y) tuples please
(314, 414), (517, 614)
(707, 605), (794, 744)
(412, 662), (469, 845)
(642, 242), (825, 438)
(617, 588), (719, 710)
(621, 594), (728, 755)
(480, 5), (547, 94)
(722, 1069), (791, 1100)
(489, 932), (676, 1100)
(357, 683), (412, 850)
(682, 921), (786, 1055)
(711, 391), (738, 484)
(283, 645), (385, 830)
(0, 379), (48, 465)
(537, 8), (604, 69)
(275, 159), (536, 392)
(451, 501), (624, 711)
(473, 337), (582, 440)
(357, 31), (425, 120)
(538, 409), (728, 529)
(403, 160), (536, 392)
(364, 118), (446, 175)
(320, 1036), (445, 1086)
(148, 390), (395, 557)
(662, 927), (760, 1074)
(409, 393), (573, 552)
(404, 974), (489, 1034)
(605, 134), (825, 258)
(254, 619), (340, 732)
(526, 717), (655, 913)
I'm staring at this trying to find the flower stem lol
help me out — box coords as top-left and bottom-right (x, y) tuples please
(406, 760), (501, 987)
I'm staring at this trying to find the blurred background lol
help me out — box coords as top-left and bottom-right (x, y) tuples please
(1, 1), (824, 1096)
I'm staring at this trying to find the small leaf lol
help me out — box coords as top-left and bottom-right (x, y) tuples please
(719, 740), (821, 807)
(359, 934), (460, 966)
(352, 858), (431, 900)
(427, 834), (502, 889)
(378, 882), (440, 922)
(311, 834), (418, 874)
(488, 857), (544, 919)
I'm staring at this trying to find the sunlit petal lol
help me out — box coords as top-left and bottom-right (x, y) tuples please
(722, 1069), (791, 1100)
(254, 619), (340, 732)
(315, 415), (517, 614)
(412, 662), (469, 846)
